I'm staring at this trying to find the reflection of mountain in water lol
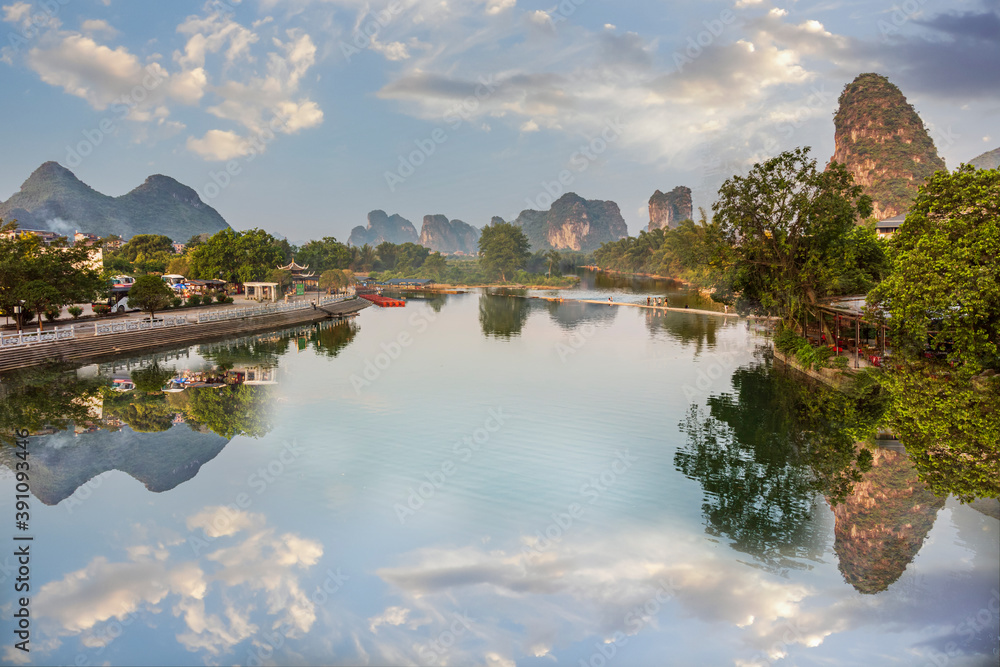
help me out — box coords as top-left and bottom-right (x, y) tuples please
(479, 294), (531, 339)
(543, 299), (617, 331)
(831, 447), (945, 594)
(0, 426), (230, 505)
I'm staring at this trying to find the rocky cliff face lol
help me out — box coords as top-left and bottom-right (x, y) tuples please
(830, 447), (945, 594)
(969, 147), (1000, 170)
(0, 162), (231, 241)
(648, 186), (692, 231)
(418, 215), (480, 254)
(348, 210), (419, 246)
(513, 192), (627, 251)
(831, 73), (946, 220)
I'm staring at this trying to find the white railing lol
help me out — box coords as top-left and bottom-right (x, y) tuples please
(0, 295), (357, 348)
(196, 295), (348, 323)
(94, 315), (193, 335)
(1, 325), (77, 349)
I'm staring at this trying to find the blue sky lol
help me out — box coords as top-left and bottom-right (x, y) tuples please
(1, 0), (997, 243)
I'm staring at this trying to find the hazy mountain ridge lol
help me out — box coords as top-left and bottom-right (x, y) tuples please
(0, 161), (231, 241)
(348, 210), (419, 246)
(419, 215), (480, 254)
(968, 147), (1000, 170)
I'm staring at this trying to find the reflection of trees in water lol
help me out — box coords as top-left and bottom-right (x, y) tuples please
(198, 331), (293, 369)
(645, 311), (721, 354)
(544, 299), (617, 331)
(310, 320), (358, 358)
(479, 294), (531, 339)
(0, 365), (107, 442)
(675, 361), (886, 574)
(882, 364), (1000, 502)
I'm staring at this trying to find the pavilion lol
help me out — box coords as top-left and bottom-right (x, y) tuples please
(278, 261), (318, 293)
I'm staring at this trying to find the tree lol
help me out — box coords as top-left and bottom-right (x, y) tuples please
(128, 275), (173, 319)
(166, 255), (190, 277)
(350, 244), (376, 272)
(269, 269), (292, 293)
(120, 234), (174, 274)
(0, 222), (105, 330)
(544, 249), (562, 277)
(375, 242), (398, 271)
(423, 253), (447, 280)
(297, 237), (350, 272)
(188, 228), (286, 283)
(712, 147), (873, 329)
(478, 220), (531, 282)
(867, 165), (999, 372)
(319, 269), (346, 293)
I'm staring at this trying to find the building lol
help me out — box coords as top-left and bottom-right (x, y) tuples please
(1, 228), (62, 245)
(277, 260), (318, 293)
(876, 213), (906, 239)
(172, 243), (186, 254)
(74, 231), (99, 246)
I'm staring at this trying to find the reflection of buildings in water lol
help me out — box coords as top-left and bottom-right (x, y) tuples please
(830, 446), (945, 594)
(240, 365), (278, 385)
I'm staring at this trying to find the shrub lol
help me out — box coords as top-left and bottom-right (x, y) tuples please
(44, 308), (61, 322)
(828, 355), (850, 370)
(93, 304), (111, 317)
(186, 294), (202, 307)
(68, 306), (83, 319)
(217, 292), (228, 303)
(171, 297), (183, 308)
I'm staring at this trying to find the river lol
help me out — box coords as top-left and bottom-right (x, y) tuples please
(0, 278), (997, 666)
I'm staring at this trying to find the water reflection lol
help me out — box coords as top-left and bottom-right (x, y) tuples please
(645, 309), (728, 354)
(479, 293), (531, 339)
(543, 298), (617, 331)
(831, 445), (944, 594)
(676, 359), (891, 576)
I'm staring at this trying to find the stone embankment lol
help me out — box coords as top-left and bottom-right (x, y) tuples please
(0, 298), (369, 373)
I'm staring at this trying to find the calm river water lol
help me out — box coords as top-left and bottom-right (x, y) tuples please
(0, 277), (997, 666)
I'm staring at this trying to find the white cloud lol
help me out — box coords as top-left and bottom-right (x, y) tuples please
(486, 0), (516, 15)
(520, 119), (539, 132)
(187, 129), (253, 160)
(80, 18), (117, 37)
(2, 1), (31, 23)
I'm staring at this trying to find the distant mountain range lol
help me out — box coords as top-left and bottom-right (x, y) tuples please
(968, 147), (1000, 170)
(0, 161), (231, 241)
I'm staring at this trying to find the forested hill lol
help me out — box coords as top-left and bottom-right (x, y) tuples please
(0, 162), (231, 241)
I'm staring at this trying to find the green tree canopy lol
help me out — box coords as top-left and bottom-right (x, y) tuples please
(712, 147), (874, 327)
(867, 165), (999, 372)
(478, 220), (531, 282)
(0, 221), (105, 329)
(297, 237), (350, 272)
(188, 228), (286, 283)
(128, 275), (174, 319)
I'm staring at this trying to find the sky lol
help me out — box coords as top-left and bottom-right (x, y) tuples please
(0, 0), (997, 244)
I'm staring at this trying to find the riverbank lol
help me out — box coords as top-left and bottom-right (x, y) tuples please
(0, 298), (369, 373)
(580, 265), (693, 286)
